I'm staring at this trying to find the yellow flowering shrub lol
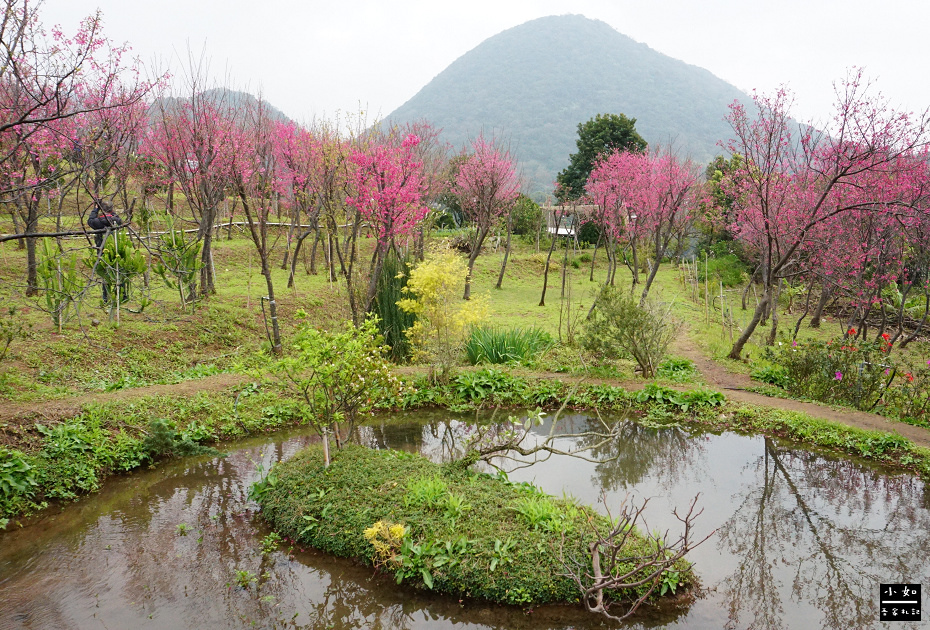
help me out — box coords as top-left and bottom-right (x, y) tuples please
(397, 246), (488, 381)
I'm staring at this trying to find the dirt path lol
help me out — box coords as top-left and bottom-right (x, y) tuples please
(3, 337), (930, 449)
(0, 373), (250, 429)
(671, 331), (930, 449)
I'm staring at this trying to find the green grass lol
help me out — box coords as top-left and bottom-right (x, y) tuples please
(257, 443), (693, 606)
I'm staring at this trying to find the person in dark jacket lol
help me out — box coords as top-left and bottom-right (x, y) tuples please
(87, 200), (122, 249)
(87, 200), (122, 302)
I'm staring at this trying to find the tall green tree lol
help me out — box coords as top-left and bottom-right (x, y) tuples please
(556, 113), (647, 201)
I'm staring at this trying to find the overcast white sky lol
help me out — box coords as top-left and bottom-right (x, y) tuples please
(41, 0), (930, 128)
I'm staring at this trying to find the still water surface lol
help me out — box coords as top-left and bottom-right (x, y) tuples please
(1, 410), (928, 629)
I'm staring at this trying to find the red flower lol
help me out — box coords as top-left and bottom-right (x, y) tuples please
(848, 328), (857, 335)
(881, 333), (890, 341)
(906, 373), (915, 382)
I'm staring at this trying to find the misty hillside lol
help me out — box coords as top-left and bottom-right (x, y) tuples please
(151, 88), (291, 123)
(386, 15), (748, 195)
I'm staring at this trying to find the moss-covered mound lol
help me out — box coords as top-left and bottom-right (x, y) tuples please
(257, 444), (693, 607)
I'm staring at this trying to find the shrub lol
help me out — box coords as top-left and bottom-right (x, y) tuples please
(152, 212), (203, 307)
(397, 246), (488, 381)
(510, 195), (542, 236)
(582, 287), (676, 378)
(265, 316), (399, 466)
(464, 326), (555, 365)
(576, 220), (601, 246)
(370, 251), (416, 362)
(766, 337), (896, 411)
(878, 352), (930, 422)
(0, 306), (30, 361)
(141, 418), (220, 459)
(83, 231), (147, 307)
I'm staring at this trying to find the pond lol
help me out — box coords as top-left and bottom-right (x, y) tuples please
(1, 410), (928, 629)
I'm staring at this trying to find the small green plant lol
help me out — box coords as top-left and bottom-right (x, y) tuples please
(394, 538), (437, 588)
(260, 532), (282, 555)
(248, 463), (279, 503)
(657, 358), (698, 383)
(635, 383), (725, 413)
(0, 448), (41, 520)
(452, 367), (525, 403)
(176, 522), (189, 536)
(233, 569), (257, 589)
(36, 238), (84, 330)
(152, 212), (203, 310)
(465, 326), (555, 365)
(489, 538), (516, 572)
(660, 569), (682, 595)
(441, 492), (470, 526)
(405, 475), (449, 508)
(512, 494), (562, 531)
(750, 364), (792, 388)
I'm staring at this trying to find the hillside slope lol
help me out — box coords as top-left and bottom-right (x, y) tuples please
(386, 15), (747, 195)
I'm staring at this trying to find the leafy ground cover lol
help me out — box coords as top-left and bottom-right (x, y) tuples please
(255, 443), (693, 607)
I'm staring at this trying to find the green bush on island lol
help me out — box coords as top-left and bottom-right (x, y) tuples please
(255, 443), (694, 607)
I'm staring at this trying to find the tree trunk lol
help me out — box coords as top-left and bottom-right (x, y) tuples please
(199, 227), (214, 296)
(24, 203), (38, 296)
(463, 225), (490, 300)
(309, 228), (321, 275)
(728, 291), (770, 359)
(495, 219), (513, 289)
(538, 217), (563, 307)
(766, 279), (781, 346)
(810, 283), (832, 328)
(589, 231), (602, 282)
(288, 228), (314, 288)
(261, 259), (282, 354)
(630, 237), (639, 286)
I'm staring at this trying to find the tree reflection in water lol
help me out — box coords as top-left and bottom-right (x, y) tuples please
(718, 437), (930, 630)
(6, 412), (930, 630)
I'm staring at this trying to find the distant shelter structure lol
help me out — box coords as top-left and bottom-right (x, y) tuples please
(540, 202), (597, 241)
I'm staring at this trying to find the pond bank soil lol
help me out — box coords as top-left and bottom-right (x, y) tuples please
(0, 373), (249, 442)
(3, 342), (930, 450)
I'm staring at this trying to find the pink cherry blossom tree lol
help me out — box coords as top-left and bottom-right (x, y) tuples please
(142, 79), (238, 297)
(723, 70), (930, 359)
(346, 132), (428, 322)
(0, 2), (153, 294)
(454, 135), (520, 300)
(228, 98), (283, 353)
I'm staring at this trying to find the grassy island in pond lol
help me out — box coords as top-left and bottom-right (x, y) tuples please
(256, 444), (696, 615)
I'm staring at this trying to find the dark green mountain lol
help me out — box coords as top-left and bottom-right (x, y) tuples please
(386, 14), (748, 196)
